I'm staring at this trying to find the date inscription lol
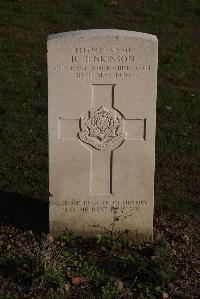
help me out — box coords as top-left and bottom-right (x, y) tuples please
(54, 47), (152, 80)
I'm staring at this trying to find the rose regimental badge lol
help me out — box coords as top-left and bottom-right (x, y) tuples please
(78, 106), (127, 151)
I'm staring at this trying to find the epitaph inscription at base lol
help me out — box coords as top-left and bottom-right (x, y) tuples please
(48, 29), (158, 241)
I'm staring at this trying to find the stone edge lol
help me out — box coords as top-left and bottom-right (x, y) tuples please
(47, 29), (158, 43)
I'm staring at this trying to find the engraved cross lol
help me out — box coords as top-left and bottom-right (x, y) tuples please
(59, 84), (146, 195)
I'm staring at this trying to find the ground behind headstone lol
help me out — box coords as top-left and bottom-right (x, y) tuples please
(0, 0), (199, 298)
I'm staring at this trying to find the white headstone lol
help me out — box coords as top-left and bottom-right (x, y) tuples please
(48, 29), (158, 241)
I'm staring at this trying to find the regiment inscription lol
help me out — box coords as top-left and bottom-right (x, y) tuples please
(54, 46), (152, 80)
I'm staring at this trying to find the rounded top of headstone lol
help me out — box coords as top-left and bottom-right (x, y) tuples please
(47, 29), (158, 42)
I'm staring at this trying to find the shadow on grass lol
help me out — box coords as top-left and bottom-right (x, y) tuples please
(0, 191), (49, 233)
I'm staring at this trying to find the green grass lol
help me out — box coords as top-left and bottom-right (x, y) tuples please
(0, 227), (176, 298)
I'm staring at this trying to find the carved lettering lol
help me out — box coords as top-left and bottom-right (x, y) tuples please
(72, 56), (78, 62)
(85, 55), (134, 64)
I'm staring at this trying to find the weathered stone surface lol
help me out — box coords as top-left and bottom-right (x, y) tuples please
(48, 29), (158, 240)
